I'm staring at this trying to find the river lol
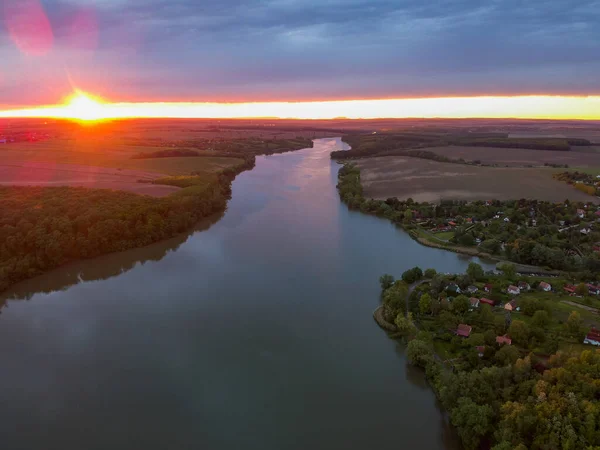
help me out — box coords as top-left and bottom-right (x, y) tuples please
(0, 138), (494, 450)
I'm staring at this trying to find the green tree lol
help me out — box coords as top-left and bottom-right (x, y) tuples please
(379, 274), (395, 290)
(508, 320), (529, 347)
(566, 311), (583, 337)
(419, 293), (433, 315)
(407, 339), (433, 368)
(479, 304), (494, 325)
(531, 310), (550, 328)
(395, 314), (417, 337)
(382, 282), (408, 315)
(484, 329), (497, 346)
(495, 345), (520, 366)
(450, 397), (494, 450)
(424, 268), (437, 279)
(401, 266), (423, 284)
(451, 295), (470, 315)
(575, 282), (588, 296)
(499, 263), (516, 279)
(466, 262), (485, 281)
(467, 332), (485, 347)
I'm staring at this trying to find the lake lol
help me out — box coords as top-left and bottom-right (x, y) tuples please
(0, 138), (494, 450)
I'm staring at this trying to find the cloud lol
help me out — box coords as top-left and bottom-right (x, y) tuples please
(0, 0), (599, 105)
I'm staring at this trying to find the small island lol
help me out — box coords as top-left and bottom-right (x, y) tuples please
(376, 263), (600, 450)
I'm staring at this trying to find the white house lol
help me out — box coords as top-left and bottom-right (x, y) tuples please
(539, 282), (552, 292)
(504, 217), (511, 223)
(577, 209), (586, 219)
(507, 285), (520, 295)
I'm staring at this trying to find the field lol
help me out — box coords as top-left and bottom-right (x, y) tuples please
(420, 145), (600, 169)
(356, 156), (596, 203)
(0, 118), (318, 195)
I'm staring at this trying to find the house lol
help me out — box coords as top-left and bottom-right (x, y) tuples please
(483, 283), (493, 293)
(581, 228), (592, 235)
(480, 298), (495, 306)
(518, 281), (530, 291)
(504, 300), (518, 311)
(564, 284), (577, 294)
(594, 245), (600, 253)
(476, 345), (486, 357)
(456, 324), (472, 338)
(584, 328), (600, 346)
(539, 282), (552, 292)
(596, 211), (600, 218)
(531, 219), (537, 227)
(446, 283), (462, 294)
(448, 221), (457, 227)
(504, 217), (511, 223)
(469, 297), (480, 308)
(507, 285), (520, 295)
(496, 335), (512, 346)
(466, 285), (479, 294)
(577, 209), (586, 219)
(559, 220), (566, 227)
(587, 284), (600, 295)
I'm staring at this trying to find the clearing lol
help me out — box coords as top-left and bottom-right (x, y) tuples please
(356, 156), (596, 203)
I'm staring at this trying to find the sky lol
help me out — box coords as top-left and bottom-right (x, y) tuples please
(0, 0), (599, 117)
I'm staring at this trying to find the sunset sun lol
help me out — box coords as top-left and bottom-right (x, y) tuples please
(63, 92), (107, 121)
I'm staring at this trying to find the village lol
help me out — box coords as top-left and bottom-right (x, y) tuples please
(377, 262), (600, 372)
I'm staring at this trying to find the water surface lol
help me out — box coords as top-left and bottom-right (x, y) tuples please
(0, 138), (493, 450)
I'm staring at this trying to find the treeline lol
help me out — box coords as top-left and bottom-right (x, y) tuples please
(553, 171), (600, 197)
(454, 138), (572, 151)
(332, 133), (593, 160)
(0, 158), (253, 293)
(132, 149), (200, 159)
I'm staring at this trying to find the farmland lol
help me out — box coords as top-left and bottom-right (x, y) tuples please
(419, 145), (600, 169)
(356, 156), (595, 203)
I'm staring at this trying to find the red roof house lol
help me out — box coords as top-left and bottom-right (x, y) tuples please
(480, 298), (495, 306)
(484, 283), (493, 292)
(564, 284), (576, 294)
(584, 328), (600, 346)
(504, 300), (518, 311)
(496, 335), (512, 346)
(456, 324), (472, 338)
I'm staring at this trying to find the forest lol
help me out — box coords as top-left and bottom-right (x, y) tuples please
(378, 266), (600, 450)
(0, 157), (253, 293)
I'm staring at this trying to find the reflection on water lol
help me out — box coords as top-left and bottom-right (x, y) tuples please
(0, 213), (223, 306)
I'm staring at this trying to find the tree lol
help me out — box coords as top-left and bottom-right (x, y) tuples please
(379, 274), (395, 290)
(531, 310), (550, 328)
(484, 329), (497, 346)
(395, 313), (417, 337)
(419, 293), (433, 315)
(566, 311), (583, 337)
(508, 320), (529, 347)
(402, 266), (423, 284)
(382, 281), (409, 315)
(451, 295), (470, 315)
(466, 262), (485, 281)
(467, 332), (485, 347)
(499, 263), (516, 279)
(407, 339), (433, 368)
(424, 268), (437, 279)
(450, 397), (494, 450)
(575, 282), (589, 296)
(495, 345), (520, 366)
(479, 304), (494, 325)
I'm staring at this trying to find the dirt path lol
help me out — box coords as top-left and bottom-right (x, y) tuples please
(0, 162), (180, 197)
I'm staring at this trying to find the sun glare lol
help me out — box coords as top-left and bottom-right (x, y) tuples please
(0, 92), (599, 121)
(63, 92), (107, 121)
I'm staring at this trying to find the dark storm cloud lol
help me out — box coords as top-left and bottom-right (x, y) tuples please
(1, 0), (599, 105)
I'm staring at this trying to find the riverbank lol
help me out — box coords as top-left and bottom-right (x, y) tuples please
(336, 163), (596, 276)
(377, 266), (600, 450)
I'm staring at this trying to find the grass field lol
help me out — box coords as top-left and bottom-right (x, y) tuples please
(356, 156), (596, 203)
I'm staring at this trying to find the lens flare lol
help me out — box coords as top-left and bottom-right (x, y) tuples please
(62, 92), (107, 121)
